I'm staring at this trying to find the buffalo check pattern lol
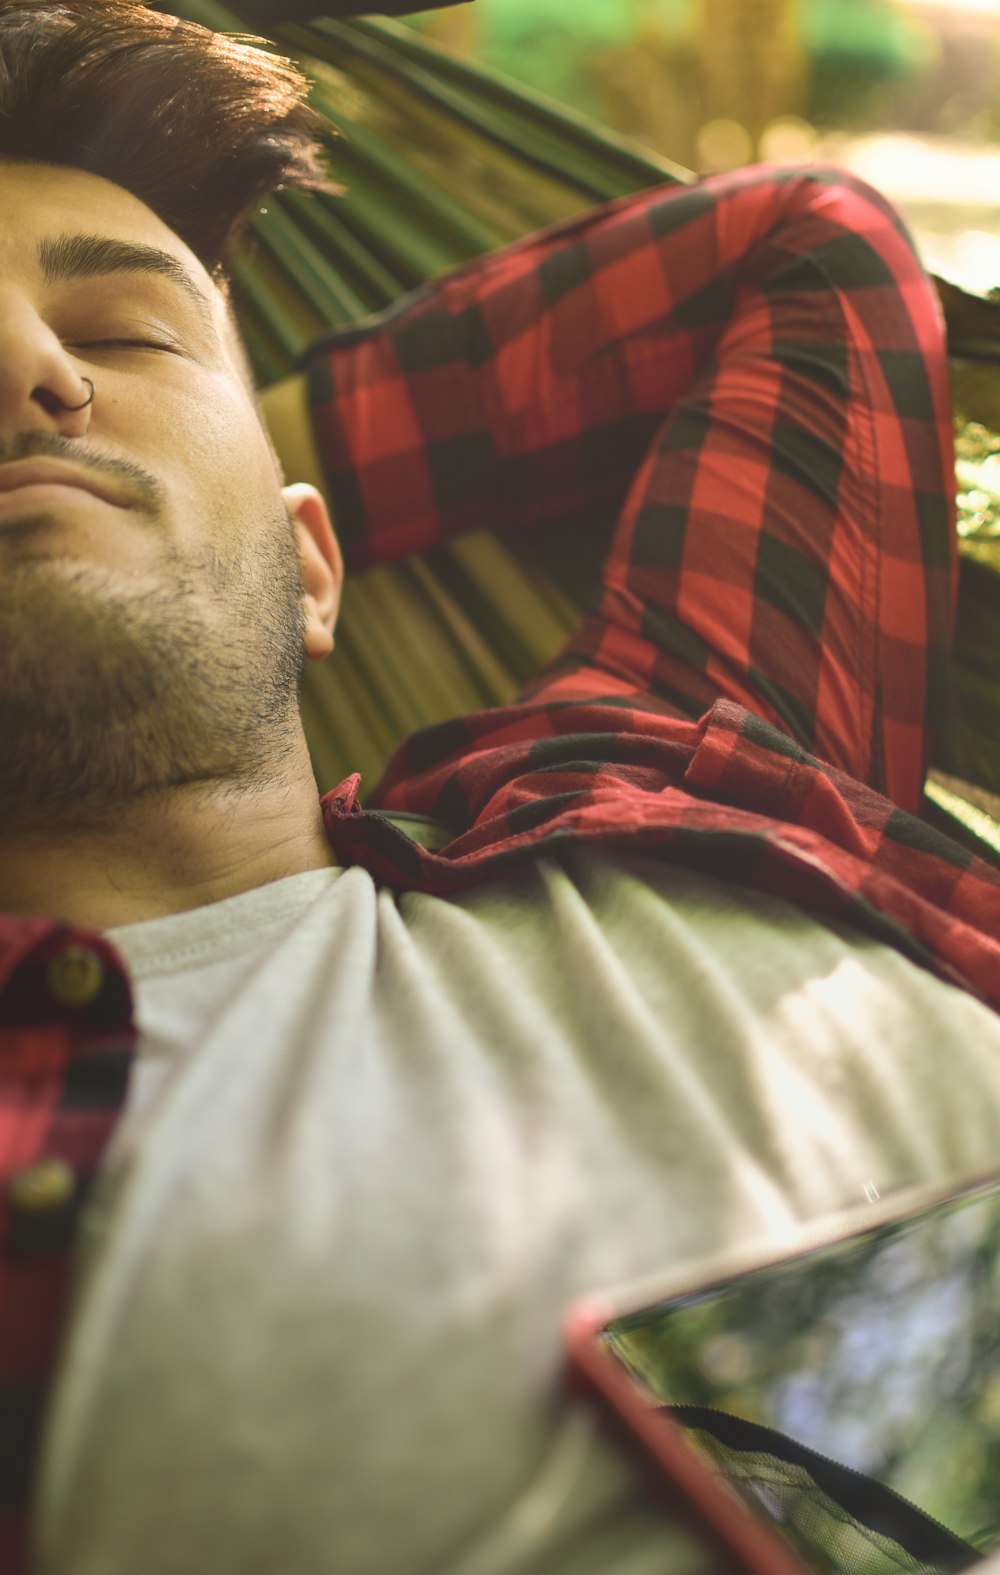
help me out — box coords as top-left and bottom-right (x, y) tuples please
(2, 164), (998, 1572)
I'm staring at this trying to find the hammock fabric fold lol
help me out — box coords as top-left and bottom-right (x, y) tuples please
(231, 0), (471, 20)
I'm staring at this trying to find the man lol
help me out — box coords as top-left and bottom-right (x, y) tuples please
(2, 4), (1000, 1573)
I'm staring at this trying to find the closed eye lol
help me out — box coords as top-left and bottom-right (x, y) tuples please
(78, 339), (176, 352)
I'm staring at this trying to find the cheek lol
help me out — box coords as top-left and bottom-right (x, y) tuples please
(176, 378), (277, 499)
(118, 367), (278, 551)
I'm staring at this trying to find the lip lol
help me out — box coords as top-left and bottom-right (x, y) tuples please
(0, 483), (113, 517)
(0, 462), (125, 507)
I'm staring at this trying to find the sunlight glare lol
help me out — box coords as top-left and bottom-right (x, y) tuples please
(908, 0), (1000, 12)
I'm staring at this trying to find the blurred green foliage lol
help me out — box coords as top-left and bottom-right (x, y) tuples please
(407, 0), (934, 133)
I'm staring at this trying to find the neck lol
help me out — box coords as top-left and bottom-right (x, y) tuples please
(0, 755), (339, 932)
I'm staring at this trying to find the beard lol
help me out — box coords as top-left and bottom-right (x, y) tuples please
(0, 499), (309, 837)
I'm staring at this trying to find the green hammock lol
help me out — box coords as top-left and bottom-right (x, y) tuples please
(163, 0), (1000, 867)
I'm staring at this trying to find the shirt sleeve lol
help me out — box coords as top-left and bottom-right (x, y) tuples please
(302, 182), (697, 574)
(303, 165), (956, 812)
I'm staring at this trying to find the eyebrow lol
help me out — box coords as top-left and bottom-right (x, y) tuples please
(38, 232), (216, 332)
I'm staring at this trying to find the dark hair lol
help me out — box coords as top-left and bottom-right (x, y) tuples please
(0, 0), (344, 407)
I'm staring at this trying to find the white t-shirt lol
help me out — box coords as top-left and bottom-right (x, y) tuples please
(33, 847), (1000, 1575)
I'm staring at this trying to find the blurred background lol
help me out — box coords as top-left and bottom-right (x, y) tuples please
(403, 0), (1000, 294)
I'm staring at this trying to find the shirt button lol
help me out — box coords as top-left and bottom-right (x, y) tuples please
(7, 1157), (76, 1213)
(46, 944), (104, 1007)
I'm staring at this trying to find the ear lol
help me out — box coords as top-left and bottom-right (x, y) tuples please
(283, 483), (344, 659)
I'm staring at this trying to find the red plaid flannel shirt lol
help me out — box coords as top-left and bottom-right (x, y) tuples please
(3, 163), (999, 1573)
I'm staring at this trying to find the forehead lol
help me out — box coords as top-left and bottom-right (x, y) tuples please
(0, 159), (229, 341)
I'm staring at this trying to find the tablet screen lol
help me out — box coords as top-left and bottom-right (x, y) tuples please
(600, 1179), (1000, 1573)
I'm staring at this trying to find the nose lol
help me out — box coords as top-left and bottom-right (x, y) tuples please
(0, 293), (94, 446)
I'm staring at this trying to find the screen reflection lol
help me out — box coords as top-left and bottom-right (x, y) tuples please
(603, 1184), (1000, 1573)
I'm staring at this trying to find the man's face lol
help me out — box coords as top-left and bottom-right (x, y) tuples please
(0, 160), (341, 836)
